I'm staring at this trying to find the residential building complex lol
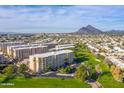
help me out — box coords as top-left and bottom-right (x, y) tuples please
(13, 45), (48, 60)
(0, 42), (25, 53)
(49, 44), (74, 51)
(7, 43), (42, 57)
(29, 50), (74, 73)
(43, 42), (58, 49)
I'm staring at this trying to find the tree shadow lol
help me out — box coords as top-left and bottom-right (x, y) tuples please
(91, 71), (111, 81)
(74, 54), (89, 64)
(91, 72), (99, 81)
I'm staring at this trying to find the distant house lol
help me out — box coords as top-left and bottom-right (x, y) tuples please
(106, 56), (124, 69)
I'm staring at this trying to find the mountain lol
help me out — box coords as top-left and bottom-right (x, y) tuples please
(75, 25), (103, 34)
(0, 31), (35, 35)
(105, 30), (124, 35)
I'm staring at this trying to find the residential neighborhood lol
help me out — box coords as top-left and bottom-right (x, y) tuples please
(0, 5), (124, 88)
(0, 32), (124, 88)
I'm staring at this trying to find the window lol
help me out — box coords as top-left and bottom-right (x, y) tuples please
(33, 57), (36, 62)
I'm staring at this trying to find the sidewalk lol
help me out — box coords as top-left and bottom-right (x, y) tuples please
(87, 79), (103, 88)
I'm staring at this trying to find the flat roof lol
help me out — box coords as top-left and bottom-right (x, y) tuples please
(0, 42), (24, 44)
(30, 50), (73, 58)
(50, 46), (74, 51)
(13, 45), (47, 50)
(57, 44), (74, 47)
(8, 44), (43, 49)
(43, 42), (58, 45)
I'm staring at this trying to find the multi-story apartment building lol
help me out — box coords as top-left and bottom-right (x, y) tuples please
(7, 43), (42, 57)
(56, 44), (74, 48)
(13, 45), (48, 60)
(43, 42), (58, 49)
(29, 50), (74, 73)
(0, 42), (25, 53)
(49, 44), (74, 51)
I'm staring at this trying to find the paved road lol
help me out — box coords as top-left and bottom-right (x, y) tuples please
(34, 71), (73, 79)
(87, 79), (103, 88)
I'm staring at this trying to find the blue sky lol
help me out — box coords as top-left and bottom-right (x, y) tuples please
(0, 5), (124, 33)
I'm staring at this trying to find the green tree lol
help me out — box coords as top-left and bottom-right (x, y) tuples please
(59, 66), (75, 74)
(111, 66), (123, 82)
(74, 65), (91, 81)
(59, 67), (65, 74)
(46, 65), (53, 72)
(2, 64), (17, 80)
(108, 45), (113, 49)
(18, 64), (28, 75)
(73, 43), (86, 54)
(73, 43), (88, 63)
(95, 64), (102, 74)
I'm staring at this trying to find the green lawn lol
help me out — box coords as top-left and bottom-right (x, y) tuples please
(81, 50), (124, 88)
(83, 52), (108, 71)
(0, 77), (90, 88)
(98, 73), (124, 88)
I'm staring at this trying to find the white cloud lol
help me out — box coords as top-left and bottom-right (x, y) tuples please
(0, 5), (124, 33)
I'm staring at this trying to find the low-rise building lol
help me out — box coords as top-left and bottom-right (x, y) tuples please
(105, 56), (124, 69)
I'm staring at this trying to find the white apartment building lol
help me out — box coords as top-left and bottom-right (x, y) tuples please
(43, 42), (58, 49)
(0, 42), (25, 53)
(49, 45), (74, 51)
(57, 44), (74, 47)
(13, 45), (48, 60)
(7, 43), (43, 57)
(29, 50), (74, 73)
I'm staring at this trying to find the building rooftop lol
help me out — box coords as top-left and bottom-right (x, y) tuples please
(57, 44), (74, 47)
(13, 45), (47, 50)
(30, 50), (73, 58)
(49, 46), (74, 51)
(8, 43), (43, 49)
(0, 42), (24, 45)
(108, 56), (124, 68)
